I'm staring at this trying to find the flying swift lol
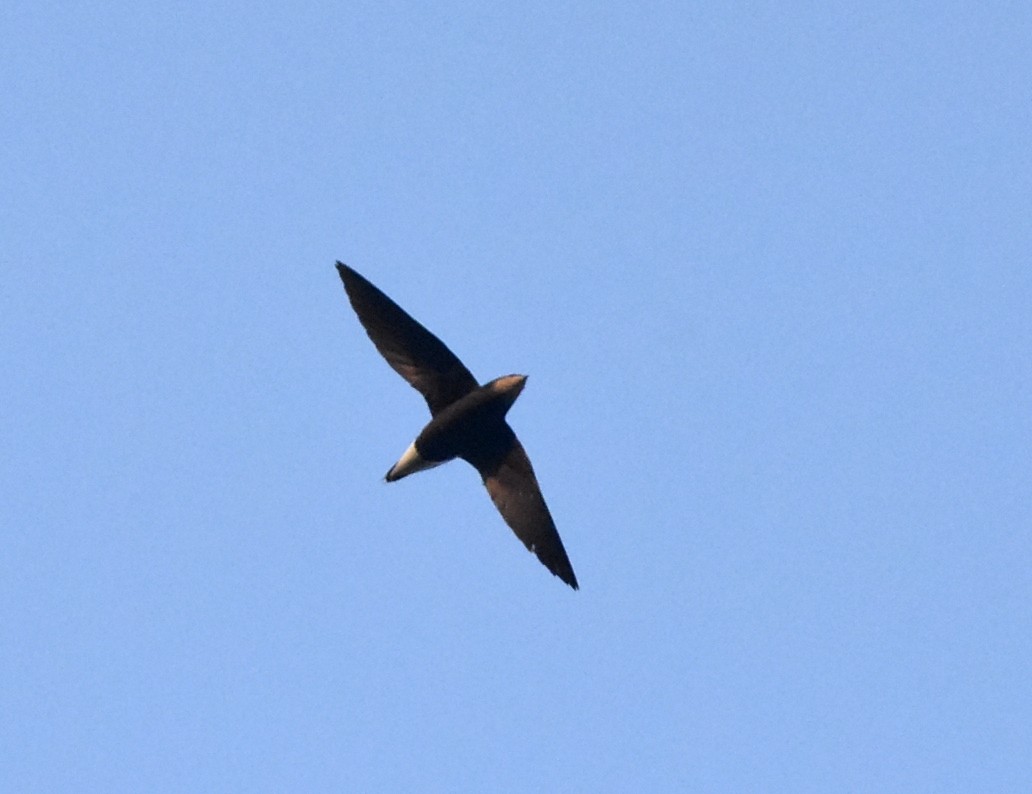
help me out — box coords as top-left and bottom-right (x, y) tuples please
(335, 263), (578, 589)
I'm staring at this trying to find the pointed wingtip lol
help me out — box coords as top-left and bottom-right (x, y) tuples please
(336, 262), (367, 301)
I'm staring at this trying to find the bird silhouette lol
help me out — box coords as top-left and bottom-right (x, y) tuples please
(335, 262), (578, 590)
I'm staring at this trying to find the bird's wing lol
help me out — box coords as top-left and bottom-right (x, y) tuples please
(468, 433), (578, 590)
(337, 263), (479, 415)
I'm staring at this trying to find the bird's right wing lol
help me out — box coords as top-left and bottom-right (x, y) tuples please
(337, 263), (479, 415)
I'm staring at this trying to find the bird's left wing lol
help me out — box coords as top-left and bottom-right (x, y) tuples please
(466, 431), (579, 590)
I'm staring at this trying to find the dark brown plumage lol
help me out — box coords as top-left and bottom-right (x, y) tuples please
(336, 262), (578, 590)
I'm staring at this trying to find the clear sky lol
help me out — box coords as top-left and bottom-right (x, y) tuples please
(3, 2), (1030, 791)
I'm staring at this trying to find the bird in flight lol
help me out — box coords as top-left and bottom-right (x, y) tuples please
(335, 262), (578, 590)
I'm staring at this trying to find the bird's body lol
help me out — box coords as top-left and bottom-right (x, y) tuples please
(335, 263), (578, 589)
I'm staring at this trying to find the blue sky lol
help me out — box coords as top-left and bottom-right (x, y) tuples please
(3, 2), (1031, 791)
